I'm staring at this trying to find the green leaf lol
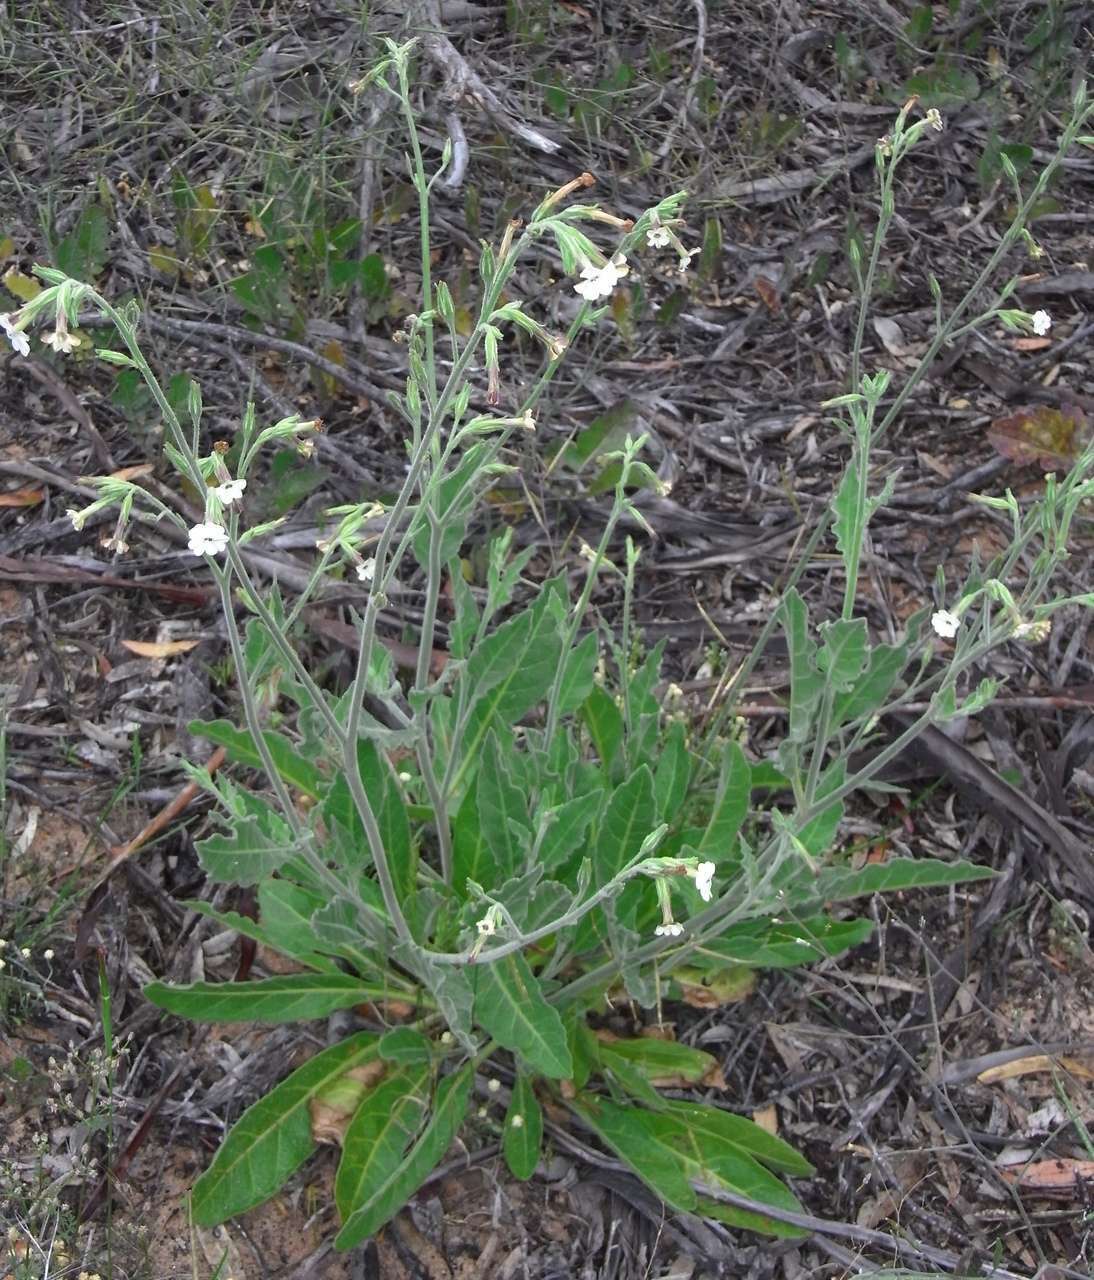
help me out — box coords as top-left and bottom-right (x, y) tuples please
(473, 952), (572, 1078)
(476, 731), (530, 881)
(817, 618), (868, 691)
(323, 740), (415, 899)
(503, 1072), (543, 1181)
(703, 915), (874, 969)
(662, 1101), (814, 1176)
(815, 856), (995, 903)
(258, 879), (332, 962)
(653, 722), (692, 822)
(598, 1037), (718, 1085)
(189, 718), (324, 797)
(181, 898), (340, 973)
(452, 781), (489, 895)
(594, 765), (656, 888)
(379, 1028), (433, 1065)
(570, 1095), (697, 1211)
(831, 640), (907, 729)
(557, 630), (599, 714)
(696, 741), (751, 856)
(56, 204), (109, 281)
(536, 790), (602, 873)
(335, 1064), (473, 1250)
(144, 975), (384, 1023)
(780, 589), (823, 743)
(334, 1064), (431, 1220)
(582, 684), (625, 775)
(196, 814), (297, 886)
(191, 1032), (380, 1225)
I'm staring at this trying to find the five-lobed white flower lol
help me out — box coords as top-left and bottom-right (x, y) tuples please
(1, 313), (30, 357)
(574, 254), (629, 302)
(693, 860), (716, 902)
(646, 226), (672, 248)
(931, 609), (960, 639)
(213, 478), (247, 505)
(1031, 310), (1052, 336)
(356, 558), (376, 583)
(41, 329), (81, 355)
(187, 522), (229, 556)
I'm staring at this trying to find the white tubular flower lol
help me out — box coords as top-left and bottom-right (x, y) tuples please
(1, 312), (30, 357)
(646, 226), (672, 248)
(510, 1114), (525, 1129)
(66, 508), (86, 531)
(574, 253), (629, 302)
(41, 329), (81, 355)
(925, 108), (944, 132)
(693, 861), (716, 902)
(476, 914), (497, 938)
(213, 478), (247, 505)
(487, 1077), (501, 1093)
(1031, 310), (1052, 336)
(931, 609), (961, 639)
(654, 921), (684, 938)
(187, 522), (229, 557)
(356, 557), (376, 583)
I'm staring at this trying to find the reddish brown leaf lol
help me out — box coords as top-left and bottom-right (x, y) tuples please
(754, 275), (780, 314)
(0, 487), (44, 507)
(986, 404), (1090, 471)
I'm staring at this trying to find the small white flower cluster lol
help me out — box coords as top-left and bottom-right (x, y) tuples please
(931, 609), (961, 640)
(574, 253), (629, 302)
(1031, 309), (1052, 336)
(0, 312), (30, 357)
(655, 921), (684, 938)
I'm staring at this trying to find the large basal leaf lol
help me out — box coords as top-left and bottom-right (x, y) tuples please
(703, 915), (874, 969)
(191, 1032), (380, 1225)
(335, 1064), (473, 1250)
(473, 951), (572, 1078)
(452, 781), (489, 896)
(597, 1036), (719, 1086)
(189, 718), (325, 797)
(662, 1101), (814, 1176)
(144, 974), (386, 1023)
(503, 1071), (543, 1181)
(570, 1095), (697, 1212)
(334, 1063), (431, 1220)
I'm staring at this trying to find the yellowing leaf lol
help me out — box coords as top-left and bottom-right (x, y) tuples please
(148, 245), (181, 275)
(0, 237), (15, 260)
(2, 268), (42, 303)
(674, 963), (756, 1008)
(109, 463), (155, 482)
(121, 639), (202, 658)
(987, 404), (1090, 471)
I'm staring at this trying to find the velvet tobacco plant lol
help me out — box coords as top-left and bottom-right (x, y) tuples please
(20, 46), (1094, 1248)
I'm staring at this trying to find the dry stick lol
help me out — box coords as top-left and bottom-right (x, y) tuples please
(655, 0), (707, 161)
(78, 747), (227, 893)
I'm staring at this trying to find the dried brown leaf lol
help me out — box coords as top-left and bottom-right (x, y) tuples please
(986, 404), (1090, 471)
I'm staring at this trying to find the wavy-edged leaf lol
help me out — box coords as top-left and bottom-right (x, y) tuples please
(503, 1071), (543, 1181)
(702, 915), (874, 969)
(144, 975), (386, 1023)
(335, 1064), (473, 1250)
(780, 589), (822, 744)
(536, 789), (601, 873)
(696, 740), (750, 856)
(582, 684), (625, 774)
(334, 1064), (431, 1220)
(196, 814), (298, 886)
(816, 856), (995, 903)
(182, 898), (340, 973)
(557, 629), (599, 714)
(473, 951), (572, 1078)
(188, 718), (324, 796)
(817, 618), (868, 691)
(322, 740), (415, 897)
(191, 1032), (380, 1225)
(598, 1037), (718, 1086)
